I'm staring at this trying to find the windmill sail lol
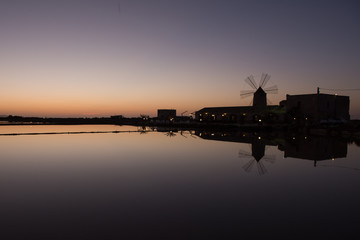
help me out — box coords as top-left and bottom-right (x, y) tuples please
(245, 75), (258, 89)
(240, 90), (255, 98)
(264, 85), (278, 94)
(259, 73), (271, 88)
(240, 73), (278, 107)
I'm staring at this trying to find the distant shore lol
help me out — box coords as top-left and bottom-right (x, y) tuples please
(1, 116), (359, 139)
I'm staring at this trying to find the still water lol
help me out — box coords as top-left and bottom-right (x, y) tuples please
(0, 125), (359, 239)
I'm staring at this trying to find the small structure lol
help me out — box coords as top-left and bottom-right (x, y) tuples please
(110, 115), (123, 119)
(286, 93), (350, 125)
(157, 109), (176, 121)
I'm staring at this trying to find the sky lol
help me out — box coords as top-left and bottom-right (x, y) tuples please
(0, 0), (359, 118)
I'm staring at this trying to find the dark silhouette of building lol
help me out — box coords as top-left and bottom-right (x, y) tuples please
(194, 73), (285, 124)
(286, 93), (350, 125)
(253, 87), (267, 109)
(157, 109), (176, 121)
(195, 105), (284, 124)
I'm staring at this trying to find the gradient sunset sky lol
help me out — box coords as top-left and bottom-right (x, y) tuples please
(1, 0), (359, 118)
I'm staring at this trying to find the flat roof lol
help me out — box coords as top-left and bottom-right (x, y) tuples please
(196, 105), (279, 112)
(287, 93), (348, 98)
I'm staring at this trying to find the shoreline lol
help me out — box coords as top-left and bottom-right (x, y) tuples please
(1, 119), (359, 140)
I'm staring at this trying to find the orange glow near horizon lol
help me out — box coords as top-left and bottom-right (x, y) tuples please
(1, 1), (359, 119)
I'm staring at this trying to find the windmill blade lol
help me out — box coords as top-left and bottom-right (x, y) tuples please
(243, 159), (256, 172)
(240, 90), (255, 98)
(245, 75), (258, 89)
(239, 149), (252, 158)
(259, 73), (266, 87)
(264, 85), (278, 94)
(263, 155), (276, 164)
(257, 161), (267, 175)
(259, 73), (271, 88)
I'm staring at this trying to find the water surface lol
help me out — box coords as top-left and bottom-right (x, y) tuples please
(0, 125), (359, 238)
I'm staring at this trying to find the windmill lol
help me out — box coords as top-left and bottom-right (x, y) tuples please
(238, 140), (276, 175)
(240, 73), (278, 108)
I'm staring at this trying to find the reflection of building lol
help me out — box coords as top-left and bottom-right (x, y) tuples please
(196, 130), (278, 175)
(157, 109), (176, 121)
(195, 129), (348, 169)
(284, 136), (347, 166)
(286, 93), (350, 125)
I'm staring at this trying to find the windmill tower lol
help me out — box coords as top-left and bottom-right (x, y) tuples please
(240, 73), (278, 108)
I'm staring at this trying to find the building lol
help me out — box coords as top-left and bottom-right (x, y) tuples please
(195, 81), (286, 124)
(157, 109), (176, 121)
(195, 105), (285, 124)
(253, 87), (267, 109)
(286, 93), (350, 125)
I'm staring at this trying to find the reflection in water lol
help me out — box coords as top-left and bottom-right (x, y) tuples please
(238, 140), (276, 175)
(284, 136), (347, 166)
(0, 125), (359, 238)
(195, 130), (348, 173)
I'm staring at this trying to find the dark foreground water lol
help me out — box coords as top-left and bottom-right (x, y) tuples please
(0, 125), (359, 239)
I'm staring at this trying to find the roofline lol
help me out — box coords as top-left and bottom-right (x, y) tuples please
(287, 93), (349, 98)
(196, 105), (280, 112)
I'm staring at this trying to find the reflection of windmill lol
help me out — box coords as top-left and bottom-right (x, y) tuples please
(238, 141), (276, 175)
(240, 73), (278, 108)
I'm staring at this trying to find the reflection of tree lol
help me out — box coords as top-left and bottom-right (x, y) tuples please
(180, 131), (187, 138)
(138, 126), (148, 134)
(188, 130), (198, 139)
(165, 131), (176, 137)
(238, 141), (276, 175)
